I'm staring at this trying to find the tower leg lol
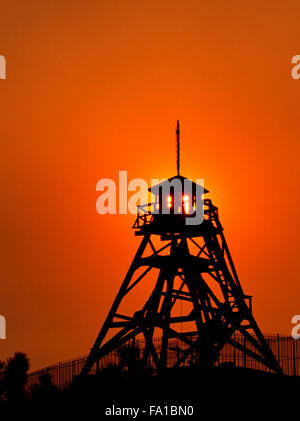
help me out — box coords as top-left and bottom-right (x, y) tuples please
(81, 234), (150, 376)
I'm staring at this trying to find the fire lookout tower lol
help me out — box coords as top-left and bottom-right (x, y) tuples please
(81, 121), (282, 375)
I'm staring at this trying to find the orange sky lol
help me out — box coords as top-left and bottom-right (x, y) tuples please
(0, 0), (299, 369)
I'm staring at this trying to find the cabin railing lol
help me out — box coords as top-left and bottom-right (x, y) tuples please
(133, 199), (218, 229)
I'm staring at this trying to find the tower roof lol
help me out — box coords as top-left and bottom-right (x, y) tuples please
(149, 174), (209, 194)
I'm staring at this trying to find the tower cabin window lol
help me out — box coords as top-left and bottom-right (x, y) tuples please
(157, 188), (195, 215)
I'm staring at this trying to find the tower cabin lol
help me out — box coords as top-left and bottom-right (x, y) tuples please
(150, 174), (209, 215)
(133, 174), (209, 235)
(133, 121), (212, 236)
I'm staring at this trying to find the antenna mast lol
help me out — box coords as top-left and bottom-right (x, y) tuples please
(176, 120), (180, 175)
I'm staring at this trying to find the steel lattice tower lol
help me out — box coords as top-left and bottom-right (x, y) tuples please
(81, 123), (282, 376)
